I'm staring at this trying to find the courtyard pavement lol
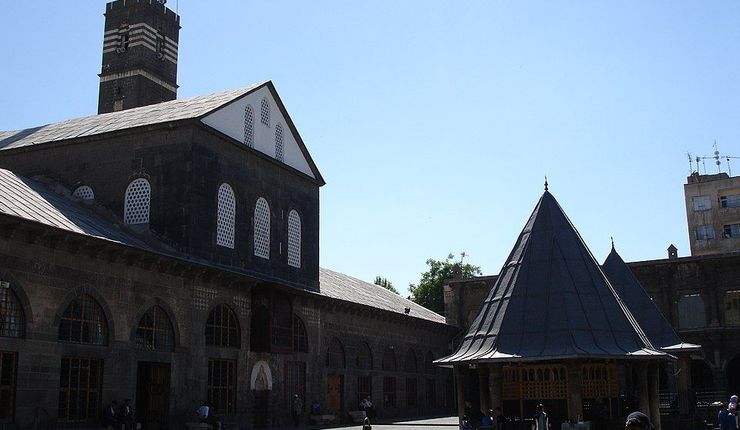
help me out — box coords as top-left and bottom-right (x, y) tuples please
(275, 416), (458, 430)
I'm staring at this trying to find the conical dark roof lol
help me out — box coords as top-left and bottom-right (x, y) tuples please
(602, 247), (700, 352)
(437, 191), (665, 364)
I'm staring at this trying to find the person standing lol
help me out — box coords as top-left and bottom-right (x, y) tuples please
(118, 399), (135, 430)
(292, 394), (303, 427)
(531, 404), (549, 430)
(103, 400), (119, 430)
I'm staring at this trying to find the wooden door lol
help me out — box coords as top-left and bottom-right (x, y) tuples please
(327, 374), (343, 416)
(135, 362), (171, 430)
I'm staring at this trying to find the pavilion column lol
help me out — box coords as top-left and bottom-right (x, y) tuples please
(455, 365), (467, 423)
(648, 363), (662, 430)
(489, 364), (503, 413)
(479, 366), (491, 413)
(567, 361), (583, 421)
(635, 362), (650, 416)
(676, 355), (692, 415)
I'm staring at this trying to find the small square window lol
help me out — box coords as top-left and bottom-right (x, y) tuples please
(720, 194), (740, 209)
(695, 224), (715, 240)
(723, 223), (740, 238)
(692, 195), (712, 211)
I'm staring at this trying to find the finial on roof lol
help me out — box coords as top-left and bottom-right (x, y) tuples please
(611, 236), (615, 250)
(544, 176), (549, 191)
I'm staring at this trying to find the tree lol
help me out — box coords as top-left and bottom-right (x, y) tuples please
(374, 276), (399, 294)
(409, 253), (481, 313)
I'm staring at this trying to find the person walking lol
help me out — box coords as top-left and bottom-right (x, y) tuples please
(531, 404), (549, 430)
(291, 394), (303, 427)
(118, 399), (135, 430)
(624, 411), (653, 430)
(103, 400), (119, 430)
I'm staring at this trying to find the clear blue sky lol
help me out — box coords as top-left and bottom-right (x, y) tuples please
(1, 1), (739, 297)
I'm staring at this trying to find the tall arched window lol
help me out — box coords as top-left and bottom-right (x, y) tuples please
(260, 98), (270, 126)
(136, 305), (174, 351)
(205, 304), (240, 348)
(243, 105), (255, 148)
(404, 348), (418, 373)
(0, 283), (25, 338)
(254, 197), (270, 259)
(275, 123), (284, 161)
(123, 178), (151, 224)
(72, 185), (95, 201)
(58, 293), (108, 345)
(382, 347), (397, 372)
(327, 338), (346, 369)
(293, 315), (308, 353)
(287, 210), (301, 268)
(356, 342), (373, 370)
(216, 184), (236, 249)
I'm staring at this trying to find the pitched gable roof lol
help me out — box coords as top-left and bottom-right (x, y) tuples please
(437, 191), (665, 364)
(602, 246), (700, 352)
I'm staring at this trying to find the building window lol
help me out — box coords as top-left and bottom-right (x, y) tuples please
(723, 223), (740, 238)
(285, 361), (306, 408)
(216, 184), (236, 249)
(123, 178), (151, 224)
(406, 377), (418, 408)
(287, 210), (301, 268)
(207, 359), (236, 415)
(382, 347), (397, 372)
(58, 357), (103, 423)
(426, 378), (436, 408)
(72, 185), (95, 201)
(254, 198), (270, 259)
(695, 224), (715, 240)
(136, 305), (174, 351)
(244, 105), (254, 148)
(678, 294), (707, 329)
(725, 291), (740, 326)
(356, 342), (373, 370)
(327, 338), (346, 369)
(118, 26), (130, 52)
(58, 293), (108, 345)
(271, 295), (292, 352)
(424, 351), (436, 374)
(692, 195), (712, 211)
(260, 98), (270, 126)
(205, 304), (240, 348)
(275, 123), (284, 161)
(720, 194), (740, 208)
(383, 377), (396, 408)
(404, 349), (418, 373)
(0, 351), (17, 422)
(0, 282), (24, 338)
(293, 316), (308, 353)
(357, 375), (372, 406)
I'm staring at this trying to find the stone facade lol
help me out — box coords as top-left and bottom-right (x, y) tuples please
(684, 172), (740, 256)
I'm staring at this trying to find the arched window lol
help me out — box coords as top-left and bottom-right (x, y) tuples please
(243, 105), (254, 148)
(404, 348), (418, 373)
(205, 304), (240, 348)
(382, 347), (397, 372)
(293, 315), (308, 353)
(424, 351), (436, 374)
(0, 283), (24, 338)
(287, 210), (301, 268)
(72, 185), (95, 200)
(678, 294), (706, 329)
(254, 197), (270, 259)
(260, 98), (270, 126)
(275, 123), (284, 161)
(123, 178), (150, 224)
(216, 184), (236, 249)
(356, 342), (373, 370)
(136, 305), (174, 351)
(58, 293), (108, 345)
(327, 338), (346, 369)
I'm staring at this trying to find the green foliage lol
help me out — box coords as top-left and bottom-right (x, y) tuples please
(409, 253), (481, 313)
(374, 276), (399, 294)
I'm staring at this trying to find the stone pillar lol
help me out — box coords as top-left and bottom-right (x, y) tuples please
(479, 367), (491, 413)
(676, 355), (691, 415)
(567, 361), (583, 421)
(635, 362), (650, 416)
(489, 364), (503, 413)
(455, 365), (467, 424)
(648, 363), (662, 430)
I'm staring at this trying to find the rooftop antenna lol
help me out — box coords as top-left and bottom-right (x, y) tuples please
(460, 251), (467, 265)
(691, 142), (739, 177)
(687, 152), (694, 174)
(714, 140), (721, 173)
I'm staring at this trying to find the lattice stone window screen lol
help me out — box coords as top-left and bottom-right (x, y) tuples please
(254, 198), (270, 259)
(216, 184), (236, 249)
(260, 98), (270, 126)
(244, 105), (255, 148)
(287, 210), (301, 267)
(275, 123), (284, 161)
(72, 185), (95, 200)
(123, 178), (151, 224)
(0, 282), (24, 338)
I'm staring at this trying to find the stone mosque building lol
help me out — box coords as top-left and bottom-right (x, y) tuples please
(0, 1), (456, 428)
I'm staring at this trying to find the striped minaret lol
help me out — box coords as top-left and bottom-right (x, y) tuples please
(98, 0), (180, 114)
